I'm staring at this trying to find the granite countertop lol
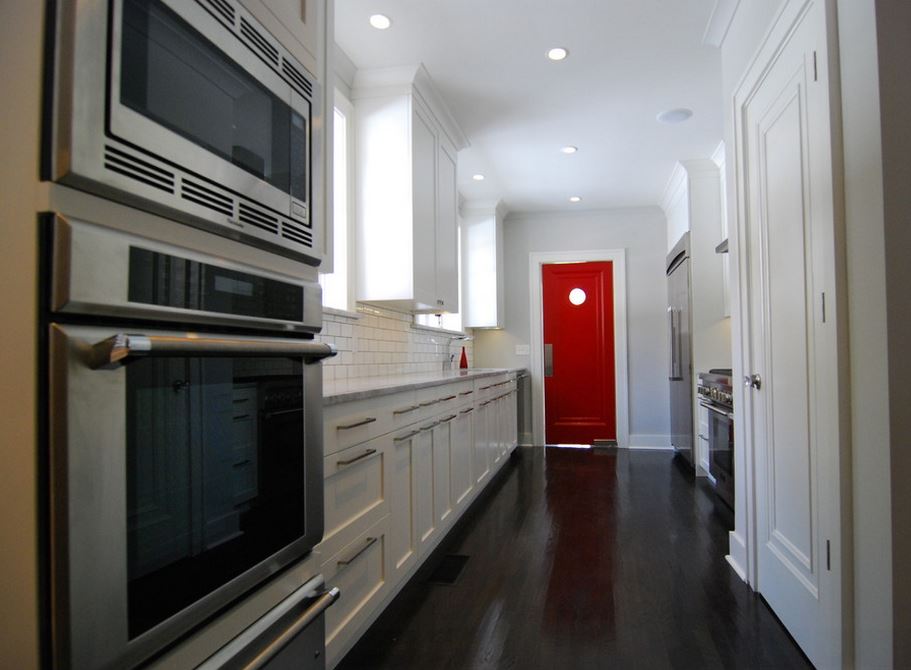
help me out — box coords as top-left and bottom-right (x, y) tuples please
(323, 368), (527, 405)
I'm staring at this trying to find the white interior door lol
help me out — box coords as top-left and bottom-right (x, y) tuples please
(741, 1), (842, 667)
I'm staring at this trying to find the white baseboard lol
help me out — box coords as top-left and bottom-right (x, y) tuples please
(627, 434), (672, 450)
(726, 530), (748, 583)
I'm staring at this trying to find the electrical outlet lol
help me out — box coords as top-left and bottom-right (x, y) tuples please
(515, 344), (530, 356)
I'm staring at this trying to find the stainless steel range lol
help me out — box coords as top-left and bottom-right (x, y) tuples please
(697, 369), (734, 509)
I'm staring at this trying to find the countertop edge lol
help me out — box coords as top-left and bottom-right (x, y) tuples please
(323, 368), (527, 406)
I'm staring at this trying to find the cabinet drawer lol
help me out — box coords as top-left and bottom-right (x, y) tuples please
(323, 391), (417, 455)
(475, 374), (512, 402)
(322, 516), (390, 666)
(323, 436), (389, 549)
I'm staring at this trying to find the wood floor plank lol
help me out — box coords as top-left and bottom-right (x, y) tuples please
(336, 447), (813, 670)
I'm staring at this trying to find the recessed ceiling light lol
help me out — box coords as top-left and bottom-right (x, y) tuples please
(569, 196), (582, 203)
(472, 174), (485, 181)
(546, 47), (569, 61)
(656, 108), (694, 124)
(561, 146), (578, 155)
(369, 14), (392, 30)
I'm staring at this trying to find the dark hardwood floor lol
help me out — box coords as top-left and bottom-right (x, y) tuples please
(336, 447), (812, 670)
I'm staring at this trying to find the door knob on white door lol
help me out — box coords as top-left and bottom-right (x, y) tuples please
(744, 374), (762, 390)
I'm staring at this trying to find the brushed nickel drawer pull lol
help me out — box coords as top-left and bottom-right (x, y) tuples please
(419, 399), (440, 407)
(337, 448), (378, 467)
(439, 395), (457, 402)
(441, 414), (458, 423)
(460, 408), (474, 414)
(337, 417), (377, 430)
(393, 430), (421, 442)
(337, 536), (378, 566)
(393, 404), (421, 415)
(420, 422), (438, 431)
(479, 384), (493, 390)
(458, 390), (473, 396)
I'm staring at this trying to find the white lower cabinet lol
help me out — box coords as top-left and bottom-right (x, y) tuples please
(320, 373), (517, 668)
(322, 515), (391, 668)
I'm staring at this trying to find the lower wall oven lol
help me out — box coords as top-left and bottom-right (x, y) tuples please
(45, 213), (337, 669)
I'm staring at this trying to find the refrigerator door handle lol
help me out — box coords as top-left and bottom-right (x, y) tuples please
(668, 307), (682, 381)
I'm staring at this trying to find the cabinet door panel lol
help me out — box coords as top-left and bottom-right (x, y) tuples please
(389, 429), (416, 579)
(435, 141), (459, 310)
(451, 409), (473, 506)
(432, 420), (453, 528)
(473, 403), (490, 484)
(411, 107), (437, 310)
(413, 427), (435, 553)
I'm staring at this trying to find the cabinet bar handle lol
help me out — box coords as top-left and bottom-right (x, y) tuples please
(393, 404), (421, 415)
(440, 414), (458, 423)
(460, 408), (474, 414)
(458, 390), (473, 396)
(479, 385), (493, 390)
(439, 395), (457, 402)
(336, 417), (377, 430)
(419, 399), (440, 407)
(420, 422), (438, 431)
(337, 449), (378, 467)
(337, 537), (377, 566)
(393, 430), (421, 442)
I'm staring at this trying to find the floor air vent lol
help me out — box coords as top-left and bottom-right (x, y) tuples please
(197, 0), (235, 27)
(281, 219), (313, 247)
(281, 59), (313, 97)
(240, 18), (279, 67)
(238, 202), (279, 234)
(180, 178), (235, 217)
(427, 555), (469, 585)
(104, 146), (175, 194)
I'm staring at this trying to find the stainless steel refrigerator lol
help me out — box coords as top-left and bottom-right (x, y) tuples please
(667, 233), (694, 466)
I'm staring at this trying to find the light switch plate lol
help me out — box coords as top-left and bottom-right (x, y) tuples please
(515, 344), (530, 356)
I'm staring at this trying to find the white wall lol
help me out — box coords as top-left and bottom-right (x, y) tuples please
(836, 0), (892, 666)
(473, 207), (670, 448)
(0, 2), (44, 665)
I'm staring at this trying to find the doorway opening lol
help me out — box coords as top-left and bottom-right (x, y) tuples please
(528, 250), (629, 448)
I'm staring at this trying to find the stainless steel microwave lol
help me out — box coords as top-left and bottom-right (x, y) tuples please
(49, 0), (322, 264)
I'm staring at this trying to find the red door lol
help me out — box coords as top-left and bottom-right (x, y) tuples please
(543, 262), (616, 444)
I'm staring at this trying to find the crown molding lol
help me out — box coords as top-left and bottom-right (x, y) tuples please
(703, 0), (741, 47)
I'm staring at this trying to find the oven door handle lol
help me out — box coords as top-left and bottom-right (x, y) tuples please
(89, 334), (337, 369)
(699, 401), (734, 420)
(199, 575), (340, 670)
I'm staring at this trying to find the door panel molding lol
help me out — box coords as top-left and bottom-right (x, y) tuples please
(528, 249), (628, 448)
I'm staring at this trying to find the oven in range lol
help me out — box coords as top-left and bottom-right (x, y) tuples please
(45, 214), (338, 669)
(697, 369), (734, 509)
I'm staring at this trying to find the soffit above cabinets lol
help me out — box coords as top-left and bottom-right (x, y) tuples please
(336, 0), (722, 213)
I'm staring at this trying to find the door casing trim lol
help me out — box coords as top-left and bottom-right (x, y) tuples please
(528, 249), (629, 448)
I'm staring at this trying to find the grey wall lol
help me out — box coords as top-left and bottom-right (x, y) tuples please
(473, 206), (670, 447)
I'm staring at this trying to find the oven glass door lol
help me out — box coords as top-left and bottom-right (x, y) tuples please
(116, 0), (308, 204)
(126, 355), (305, 638)
(707, 406), (734, 477)
(51, 324), (328, 668)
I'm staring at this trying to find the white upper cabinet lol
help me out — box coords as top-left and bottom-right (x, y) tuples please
(461, 201), (506, 328)
(239, 0), (323, 80)
(353, 65), (469, 313)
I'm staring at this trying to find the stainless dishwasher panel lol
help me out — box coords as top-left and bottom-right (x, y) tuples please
(516, 371), (531, 446)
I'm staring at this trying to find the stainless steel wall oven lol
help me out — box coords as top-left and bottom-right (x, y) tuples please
(697, 370), (734, 509)
(49, 0), (322, 264)
(44, 214), (336, 668)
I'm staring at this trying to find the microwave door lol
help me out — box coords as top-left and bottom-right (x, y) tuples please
(49, 324), (333, 670)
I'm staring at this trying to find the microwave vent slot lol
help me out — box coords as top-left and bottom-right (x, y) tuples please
(104, 145), (175, 194)
(239, 18), (279, 67)
(281, 60), (313, 97)
(196, 0), (236, 28)
(281, 219), (313, 248)
(181, 178), (235, 217)
(238, 203), (279, 234)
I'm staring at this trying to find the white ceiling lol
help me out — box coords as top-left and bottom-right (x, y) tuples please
(335, 0), (723, 214)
